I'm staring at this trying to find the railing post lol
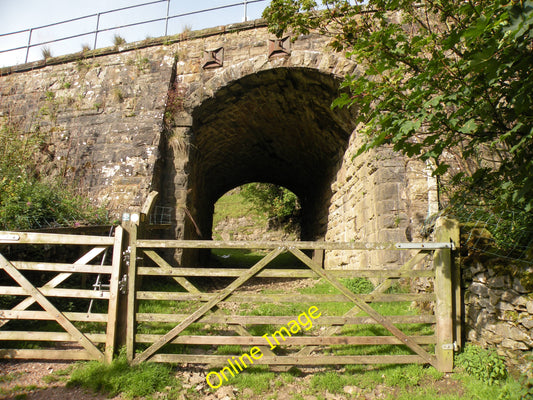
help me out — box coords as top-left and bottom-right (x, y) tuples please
(24, 28), (33, 63)
(243, 0), (248, 22)
(434, 217), (456, 372)
(93, 13), (101, 51)
(165, 0), (171, 36)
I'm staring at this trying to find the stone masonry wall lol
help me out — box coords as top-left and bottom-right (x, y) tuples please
(0, 46), (176, 218)
(325, 134), (438, 269)
(464, 258), (533, 373)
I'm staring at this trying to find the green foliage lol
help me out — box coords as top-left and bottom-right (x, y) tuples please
(0, 115), (109, 230)
(497, 378), (533, 400)
(68, 350), (176, 398)
(212, 189), (264, 228)
(0, 177), (108, 230)
(455, 204), (533, 256)
(455, 344), (507, 385)
(241, 182), (300, 223)
(341, 277), (374, 294)
(263, 0), (533, 243)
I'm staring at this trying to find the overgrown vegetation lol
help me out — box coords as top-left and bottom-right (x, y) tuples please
(113, 34), (127, 46)
(241, 182), (301, 226)
(455, 344), (507, 385)
(0, 115), (108, 230)
(263, 0), (533, 252)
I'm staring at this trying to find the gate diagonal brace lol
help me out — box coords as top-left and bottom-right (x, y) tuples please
(0, 247), (107, 329)
(0, 253), (104, 361)
(288, 247), (437, 368)
(141, 249), (279, 361)
(143, 250), (200, 294)
(291, 251), (431, 359)
(133, 247), (286, 365)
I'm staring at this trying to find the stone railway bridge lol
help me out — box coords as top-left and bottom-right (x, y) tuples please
(0, 20), (438, 268)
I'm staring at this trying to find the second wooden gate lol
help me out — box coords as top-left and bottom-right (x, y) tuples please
(123, 218), (459, 373)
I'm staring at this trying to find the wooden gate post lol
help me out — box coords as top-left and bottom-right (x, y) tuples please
(119, 219), (139, 363)
(450, 220), (462, 350)
(104, 225), (124, 363)
(434, 217), (456, 372)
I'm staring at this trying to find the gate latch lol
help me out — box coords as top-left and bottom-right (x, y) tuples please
(442, 342), (458, 351)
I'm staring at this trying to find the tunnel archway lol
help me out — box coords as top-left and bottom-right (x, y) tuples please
(183, 66), (356, 248)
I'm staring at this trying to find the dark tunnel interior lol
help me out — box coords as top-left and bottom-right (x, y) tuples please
(184, 67), (357, 244)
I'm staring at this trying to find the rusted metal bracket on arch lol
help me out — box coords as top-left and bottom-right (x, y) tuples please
(202, 47), (224, 69)
(268, 36), (290, 58)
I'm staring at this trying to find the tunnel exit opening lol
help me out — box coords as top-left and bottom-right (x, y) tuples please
(212, 183), (301, 242)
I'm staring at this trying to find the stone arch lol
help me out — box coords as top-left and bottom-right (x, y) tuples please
(183, 50), (360, 112)
(180, 63), (357, 258)
(155, 42), (434, 269)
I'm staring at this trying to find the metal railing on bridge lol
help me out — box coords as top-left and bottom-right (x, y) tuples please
(0, 0), (268, 66)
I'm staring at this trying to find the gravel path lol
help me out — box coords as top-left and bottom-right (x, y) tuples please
(0, 360), (117, 400)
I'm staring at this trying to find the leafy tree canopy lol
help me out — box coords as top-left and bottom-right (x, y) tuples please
(263, 0), (533, 247)
(241, 182), (301, 222)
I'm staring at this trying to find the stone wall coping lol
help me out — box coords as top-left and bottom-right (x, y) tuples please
(0, 19), (268, 77)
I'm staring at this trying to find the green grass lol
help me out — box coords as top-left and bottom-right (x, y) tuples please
(54, 349), (529, 400)
(0, 371), (25, 384)
(310, 370), (356, 393)
(212, 189), (267, 229)
(210, 248), (307, 269)
(228, 366), (275, 394)
(216, 345), (244, 355)
(68, 350), (177, 399)
(42, 367), (73, 384)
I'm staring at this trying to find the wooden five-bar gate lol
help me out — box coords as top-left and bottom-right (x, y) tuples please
(0, 217), (460, 373)
(0, 228), (123, 362)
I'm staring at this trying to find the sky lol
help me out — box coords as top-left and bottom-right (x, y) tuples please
(0, 0), (270, 67)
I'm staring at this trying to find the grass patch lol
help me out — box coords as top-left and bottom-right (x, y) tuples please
(211, 248), (264, 267)
(216, 345), (243, 355)
(311, 370), (355, 393)
(210, 248), (307, 269)
(229, 366), (275, 394)
(68, 350), (177, 398)
(42, 366), (74, 384)
(0, 371), (25, 383)
(213, 189), (263, 227)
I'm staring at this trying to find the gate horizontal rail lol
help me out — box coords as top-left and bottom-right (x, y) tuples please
(135, 239), (453, 250)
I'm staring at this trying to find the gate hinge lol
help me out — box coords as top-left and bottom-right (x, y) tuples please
(118, 274), (128, 295)
(442, 342), (458, 351)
